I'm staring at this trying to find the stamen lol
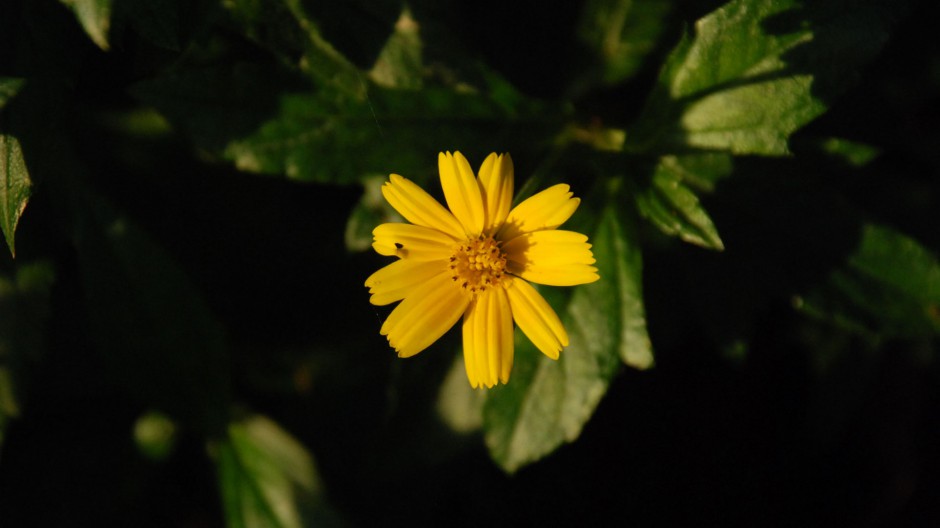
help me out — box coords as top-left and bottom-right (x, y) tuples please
(449, 235), (508, 298)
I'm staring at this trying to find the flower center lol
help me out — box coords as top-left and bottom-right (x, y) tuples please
(449, 235), (508, 296)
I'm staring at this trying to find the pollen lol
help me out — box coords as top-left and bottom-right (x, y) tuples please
(448, 235), (508, 297)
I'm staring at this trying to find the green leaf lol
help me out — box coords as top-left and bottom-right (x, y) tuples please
(484, 198), (651, 472)
(60, 0), (113, 50)
(634, 154), (730, 250)
(575, 0), (672, 88)
(136, 61), (560, 184)
(76, 192), (230, 431)
(369, 8), (423, 89)
(628, 0), (912, 155)
(597, 202), (654, 368)
(0, 78), (25, 110)
(796, 224), (940, 340)
(0, 135), (32, 258)
(213, 413), (339, 528)
(283, 0), (366, 98)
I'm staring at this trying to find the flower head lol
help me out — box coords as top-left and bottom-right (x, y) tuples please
(365, 152), (599, 388)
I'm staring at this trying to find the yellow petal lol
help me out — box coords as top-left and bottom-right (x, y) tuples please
(365, 259), (447, 306)
(382, 174), (465, 238)
(497, 184), (580, 241)
(372, 223), (456, 261)
(380, 271), (469, 358)
(503, 230), (600, 286)
(477, 153), (514, 234)
(462, 288), (514, 388)
(439, 151), (485, 237)
(504, 277), (568, 360)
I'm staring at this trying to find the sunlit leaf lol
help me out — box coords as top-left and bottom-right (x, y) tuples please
(484, 198), (650, 472)
(213, 413), (339, 528)
(575, 0), (672, 89)
(60, 0), (113, 50)
(635, 153), (730, 250)
(797, 224), (940, 340)
(628, 0), (912, 155)
(369, 8), (423, 90)
(595, 201), (653, 368)
(0, 135), (31, 258)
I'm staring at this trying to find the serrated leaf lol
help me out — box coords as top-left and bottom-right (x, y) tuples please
(214, 413), (339, 528)
(575, 0), (672, 88)
(0, 135), (31, 258)
(597, 204), (653, 368)
(629, 0), (912, 155)
(77, 191), (229, 430)
(484, 200), (650, 472)
(60, 0), (113, 50)
(635, 154), (729, 250)
(222, 87), (546, 183)
(135, 61), (560, 184)
(797, 224), (940, 339)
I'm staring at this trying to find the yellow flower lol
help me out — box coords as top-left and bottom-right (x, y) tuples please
(365, 152), (599, 388)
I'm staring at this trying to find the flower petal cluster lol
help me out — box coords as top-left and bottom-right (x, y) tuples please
(366, 152), (599, 388)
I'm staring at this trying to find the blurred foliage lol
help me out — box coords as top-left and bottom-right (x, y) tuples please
(0, 0), (939, 525)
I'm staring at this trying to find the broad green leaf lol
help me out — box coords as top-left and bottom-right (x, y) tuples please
(0, 78), (25, 109)
(60, 0), (113, 50)
(635, 154), (730, 250)
(223, 0), (365, 97)
(369, 8), (422, 89)
(283, 0), (365, 98)
(796, 224), (940, 340)
(484, 199), (650, 472)
(597, 202), (653, 368)
(0, 135), (31, 258)
(575, 0), (672, 89)
(135, 61), (560, 184)
(76, 192), (230, 431)
(213, 413), (339, 528)
(628, 0), (912, 155)
(222, 87), (550, 183)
